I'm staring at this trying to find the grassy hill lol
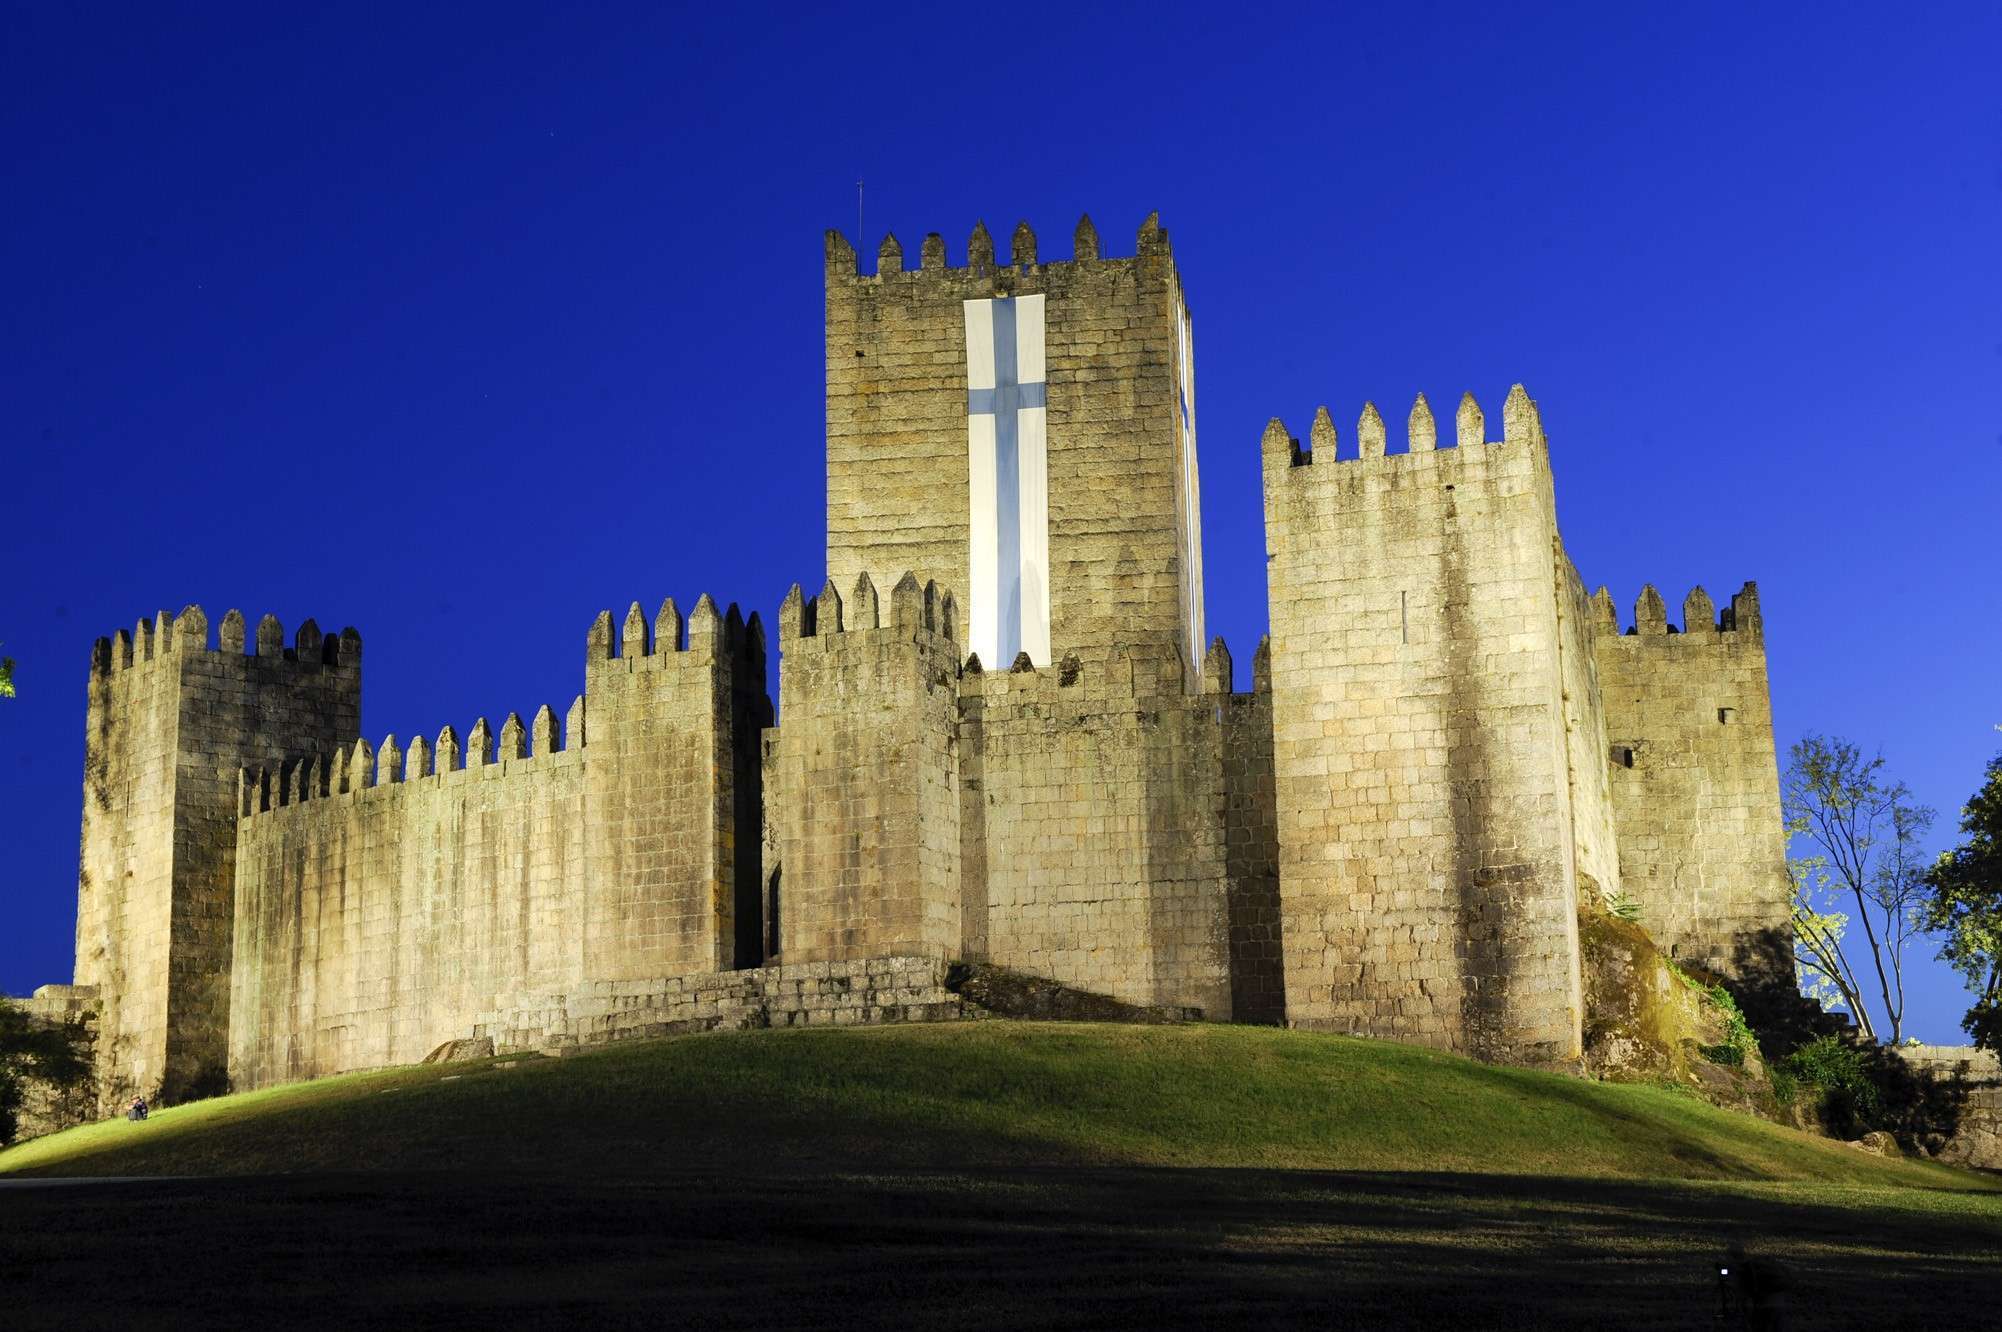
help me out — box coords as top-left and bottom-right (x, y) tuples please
(0, 1020), (1985, 1184)
(4, 1022), (1998, 1329)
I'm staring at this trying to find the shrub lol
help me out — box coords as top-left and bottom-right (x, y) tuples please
(1778, 1035), (1882, 1131)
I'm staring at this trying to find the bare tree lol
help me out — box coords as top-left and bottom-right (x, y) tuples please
(1783, 736), (1933, 1044)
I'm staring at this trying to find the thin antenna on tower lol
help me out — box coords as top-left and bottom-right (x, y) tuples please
(857, 178), (865, 246)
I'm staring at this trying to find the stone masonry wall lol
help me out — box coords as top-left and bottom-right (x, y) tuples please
(1590, 583), (1790, 978)
(230, 716), (587, 1088)
(8, 984), (98, 1141)
(1557, 561), (1623, 903)
(473, 956), (966, 1055)
(1261, 389), (1583, 1064)
(1222, 642), (1286, 1025)
(1896, 1045), (2002, 1168)
(76, 606), (360, 1107)
(956, 642), (1236, 1018)
(227, 598), (763, 1091)
(771, 574), (963, 964)
(583, 596), (757, 978)
(824, 215), (1201, 673)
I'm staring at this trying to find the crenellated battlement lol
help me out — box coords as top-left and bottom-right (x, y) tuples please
(777, 571), (957, 647)
(90, 605), (360, 681)
(583, 593), (762, 671)
(1591, 581), (1764, 640)
(826, 211), (1171, 283)
(1262, 385), (1547, 474)
(238, 693), (586, 821)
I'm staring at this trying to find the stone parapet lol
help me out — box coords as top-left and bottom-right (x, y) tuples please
(472, 956), (967, 1054)
(1895, 1045), (2002, 1168)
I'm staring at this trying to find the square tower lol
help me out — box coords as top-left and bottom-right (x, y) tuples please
(824, 213), (1206, 678)
(77, 607), (361, 1105)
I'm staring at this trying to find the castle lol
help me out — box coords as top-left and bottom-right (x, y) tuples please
(51, 213), (1793, 1108)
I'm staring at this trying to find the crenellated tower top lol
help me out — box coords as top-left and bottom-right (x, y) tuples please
(825, 212), (1204, 684)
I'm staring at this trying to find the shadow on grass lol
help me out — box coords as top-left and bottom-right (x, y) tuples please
(2, 1167), (1997, 1330)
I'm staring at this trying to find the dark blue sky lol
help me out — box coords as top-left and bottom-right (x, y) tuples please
(3, 4), (1997, 1040)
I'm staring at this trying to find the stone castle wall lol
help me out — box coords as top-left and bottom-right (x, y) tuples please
(1220, 646), (1285, 1025)
(1556, 563), (1623, 902)
(474, 955), (968, 1056)
(956, 642), (1238, 1018)
(1260, 391), (1584, 1064)
(769, 575), (964, 964)
(763, 566), (1274, 1021)
(1591, 583), (1789, 977)
(76, 607), (360, 1107)
(1896, 1045), (2002, 1168)
(8, 984), (98, 1142)
(226, 598), (762, 1089)
(824, 216), (1201, 671)
(49, 213), (1801, 1106)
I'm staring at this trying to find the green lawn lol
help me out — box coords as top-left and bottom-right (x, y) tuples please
(2, 1020), (1985, 1186)
(3, 1022), (1996, 1329)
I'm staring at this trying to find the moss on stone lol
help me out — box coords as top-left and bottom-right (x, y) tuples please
(1579, 893), (1784, 1121)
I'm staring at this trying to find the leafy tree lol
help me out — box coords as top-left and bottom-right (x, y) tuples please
(0, 1000), (94, 1147)
(1782, 736), (1933, 1044)
(1790, 871), (1852, 1014)
(0, 644), (14, 698)
(1922, 752), (2002, 1053)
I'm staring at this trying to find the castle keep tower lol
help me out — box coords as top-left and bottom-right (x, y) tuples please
(76, 608), (361, 1105)
(824, 214), (1205, 676)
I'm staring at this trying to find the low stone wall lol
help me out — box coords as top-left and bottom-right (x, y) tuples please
(1897, 1045), (2001, 1169)
(470, 956), (968, 1055)
(9, 985), (99, 1142)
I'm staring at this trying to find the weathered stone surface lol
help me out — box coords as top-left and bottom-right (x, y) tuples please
(475, 956), (969, 1053)
(945, 962), (1197, 1023)
(1591, 584), (1791, 980)
(1579, 897), (1778, 1119)
(1262, 410), (1589, 1065)
(7, 985), (99, 1141)
(224, 604), (768, 1091)
(422, 1037), (495, 1064)
(1896, 1045), (2002, 1167)
(51, 213), (1796, 1103)
(1847, 1129), (1902, 1158)
(824, 219), (1204, 675)
(75, 609), (360, 1109)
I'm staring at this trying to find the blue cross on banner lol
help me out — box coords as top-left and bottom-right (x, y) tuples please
(963, 295), (1050, 668)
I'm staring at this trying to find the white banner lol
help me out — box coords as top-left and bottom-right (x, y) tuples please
(963, 295), (1050, 668)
